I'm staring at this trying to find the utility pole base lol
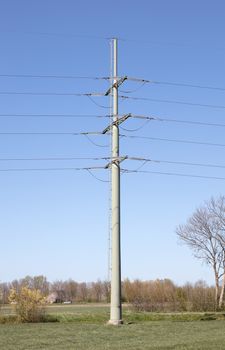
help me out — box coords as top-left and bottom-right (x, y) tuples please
(107, 319), (123, 326)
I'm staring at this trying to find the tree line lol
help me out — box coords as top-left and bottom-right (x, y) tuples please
(0, 276), (222, 312)
(0, 276), (110, 305)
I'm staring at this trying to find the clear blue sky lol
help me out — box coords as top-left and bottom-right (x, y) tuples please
(0, 0), (225, 285)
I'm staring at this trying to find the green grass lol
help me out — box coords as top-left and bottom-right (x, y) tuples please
(1, 305), (225, 349)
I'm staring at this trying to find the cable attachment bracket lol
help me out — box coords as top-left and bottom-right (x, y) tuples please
(102, 113), (132, 134)
(104, 76), (128, 96)
(104, 156), (128, 169)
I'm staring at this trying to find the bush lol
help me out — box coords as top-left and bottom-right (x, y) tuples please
(123, 279), (218, 312)
(8, 287), (46, 323)
(0, 315), (18, 324)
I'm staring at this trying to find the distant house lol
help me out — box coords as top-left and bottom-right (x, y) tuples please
(46, 292), (58, 304)
(46, 291), (70, 304)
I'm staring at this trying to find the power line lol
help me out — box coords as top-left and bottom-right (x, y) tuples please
(0, 132), (83, 135)
(0, 130), (110, 149)
(0, 114), (110, 118)
(132, 115), (225, 128)
(122, 169), (225, 181)
(83, 134), (109, 148)
(0, 91), (110, 109)
(1, 113), (225, 129)
(3, 31), (225, 52)
(117, 37), (225, 52)
(2, 31), (224, 51)
(120, 95), (225, 110)
(0, 165), (110, 184)
(126, 77), (225, 92)
(155, 117), (225, 128)
(149, 80), (225, 92)
(86, 95), (109, 109)
(120, 120), (150, 132)
(120, 134), (225, 148)
(157, 159), (225, 169)
(0, 91), (104, 97)
(119, 81), (147, 94)
(86, 168), (109, 183)
(1, 164), (225, 181)
(0, 131), (104, 135)
(0, 166), (105, 172)
(0, 156), (110, 161)
(0, 113), (224, 129)
(2, 156), (225, 170)
(0, 74), (108, 80)
(2, 73), (225, 92)
(0, 30), (109, 41)
(127, 157), (225, 170)
(1, 130), (224, 149)
(2, 89), (225, 111)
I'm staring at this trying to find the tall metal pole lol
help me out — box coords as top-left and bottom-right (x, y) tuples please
(108, 38), (122, 325)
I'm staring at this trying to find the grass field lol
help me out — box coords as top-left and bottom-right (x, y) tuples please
(1, 305), (225, 349)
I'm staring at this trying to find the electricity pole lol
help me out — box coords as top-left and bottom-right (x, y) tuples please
(108, 38), (123, 325)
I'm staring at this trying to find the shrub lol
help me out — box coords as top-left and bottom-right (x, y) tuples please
(8, 287), (46, 322)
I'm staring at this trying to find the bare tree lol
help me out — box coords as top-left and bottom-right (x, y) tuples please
(51, 280), (66, 303)
(78, 282), (88, 302)
(0, 283), (9, 304)
(64, 280), (78, 302)
(206, 196), (225, 308)
(0, 286), (3, 306)
(176, 196), (225, 310)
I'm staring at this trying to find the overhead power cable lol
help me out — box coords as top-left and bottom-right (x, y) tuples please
(83, 134), (109, 147)
(0, 132), (84, 135)
(3, 156), (225, 170)
(0, 166), (105, 172)
(116, 37), (225, 51)
(154, 117), (225, 128)
(0, 91), (105, 97)
(151, 80), (225, 92)
(1, 130), (224, 149)
(86, 168), (109, 183)
(132, 115), (225, 128)
(0, 114), (110, 118)
(119, 95), (225, 110)
(0, 130), (110, 148)
(0, 156), (110, 161)
(1, 30), (109, 41)
(0, 91), (110, 109)
(122, 169), (225, 181)
(127, 157), (225, 170)
(3, 31), (225, 51)
(0, 113), (224, 129)
(1, 165), (225, 181)
(0, 131), (105, 135)
(1, 89), (225, 110)
(0, 74), (109, 80)
(120, 119), (150, 132)
(120, 134), (225, 148)
(0, 164), (110, 182)
(86, 95), (109, 109)
(126, 77), (225, 92)
(120, 81), (147, 94)
(2, 73), (224, 92)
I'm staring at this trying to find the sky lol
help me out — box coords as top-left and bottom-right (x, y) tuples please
(0, 0), (225, 285)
